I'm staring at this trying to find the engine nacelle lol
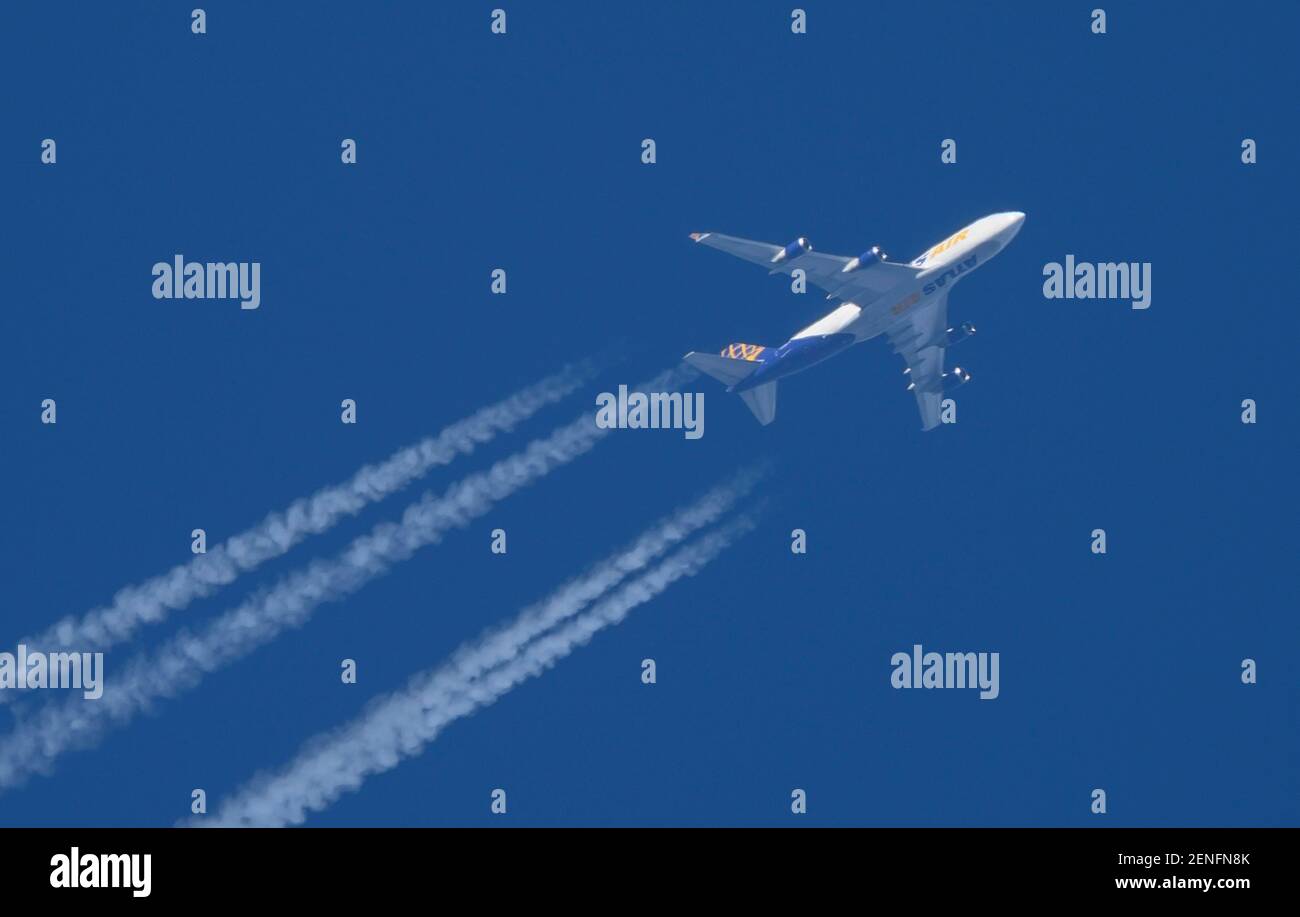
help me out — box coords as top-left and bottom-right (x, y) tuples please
(945, 321), (977, 346)
(841, 245), (887, 273)
(941, 366), (972, 392)
(770, 237), (812, 264)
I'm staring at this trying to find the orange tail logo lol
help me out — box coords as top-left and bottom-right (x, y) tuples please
(721, 343), (766, 362)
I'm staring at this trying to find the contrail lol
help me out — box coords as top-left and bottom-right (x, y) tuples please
(16, 364), (596, 660)
(0, 367), (696, 790)
(206, 514), (758, 826)
(426, 464), (764, 696)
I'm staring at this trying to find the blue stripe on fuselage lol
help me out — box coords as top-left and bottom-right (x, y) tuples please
(732, 333), (856, 392)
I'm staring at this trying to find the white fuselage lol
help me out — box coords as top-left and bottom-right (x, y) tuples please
(789, 211), (1026, 343)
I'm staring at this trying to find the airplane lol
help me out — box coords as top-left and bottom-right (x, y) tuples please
(682, 211), (1025, 430)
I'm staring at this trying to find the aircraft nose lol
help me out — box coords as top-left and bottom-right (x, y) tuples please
(1000, 211), (1025, 240)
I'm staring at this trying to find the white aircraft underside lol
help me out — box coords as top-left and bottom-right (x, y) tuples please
(684, 211), (1025, 430)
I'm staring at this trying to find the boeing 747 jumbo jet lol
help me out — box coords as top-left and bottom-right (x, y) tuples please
(683, 212), (1025, 430)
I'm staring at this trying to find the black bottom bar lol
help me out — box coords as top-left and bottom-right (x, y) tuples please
(0, 827), (1289, 901)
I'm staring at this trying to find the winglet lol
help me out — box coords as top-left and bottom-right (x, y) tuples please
(689, 232), (710, 242)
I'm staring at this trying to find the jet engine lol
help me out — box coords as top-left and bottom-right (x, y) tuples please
(945, 322), (977, 346)
(841, 245), (888, 273)
(941, 367), (972, 392)
(770, 237), (812, 264)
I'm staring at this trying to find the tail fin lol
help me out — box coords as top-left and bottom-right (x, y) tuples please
(681, 347), (779, 426)
(682, 348), (764, 388)
(738, 381), (778, 425)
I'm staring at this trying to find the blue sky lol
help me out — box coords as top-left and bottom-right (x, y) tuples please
(1, 1), (1295, 826)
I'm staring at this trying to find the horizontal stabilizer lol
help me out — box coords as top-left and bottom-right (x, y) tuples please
(682, 351), (762, 388)
(738, 381), (778, 425)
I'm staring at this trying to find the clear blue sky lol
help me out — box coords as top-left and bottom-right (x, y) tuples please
(1, 1), (1295, 826)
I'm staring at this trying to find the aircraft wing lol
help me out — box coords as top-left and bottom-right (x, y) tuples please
(690, 231), (919, 304)
(884, 292), (955, 431)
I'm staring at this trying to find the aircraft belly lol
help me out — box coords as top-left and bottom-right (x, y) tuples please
(773, 334), (856, 378)
(792, 302), (861, 339)
(858, 286), (924, 337)
(733, 333), (856, 391)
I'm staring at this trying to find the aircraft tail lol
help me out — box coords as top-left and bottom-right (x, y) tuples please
(683, 343), (772, 386)
(683, 352), (758, 388)
(682, 345), (779, 425)
(737, 381), (778, 425)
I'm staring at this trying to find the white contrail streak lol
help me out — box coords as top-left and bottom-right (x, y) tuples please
(428, 464), (764, 695)
(19, 364), (595, 658)
(0, 367), (695, 790)
(206, 514), (757, 826)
